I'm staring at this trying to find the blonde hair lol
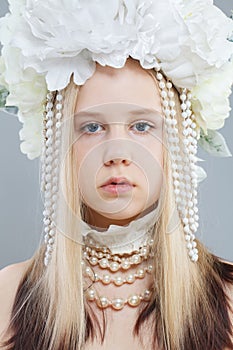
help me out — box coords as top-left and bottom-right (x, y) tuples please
(1, 68), (233, 350)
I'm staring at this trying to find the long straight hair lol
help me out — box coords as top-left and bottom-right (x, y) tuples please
(1, 68), (233, 350)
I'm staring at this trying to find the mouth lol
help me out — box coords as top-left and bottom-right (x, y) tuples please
(101, 176), (134, 187)
(100, 176), (135, 194)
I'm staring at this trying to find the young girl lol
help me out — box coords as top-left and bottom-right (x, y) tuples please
(0, 1), (233, 349)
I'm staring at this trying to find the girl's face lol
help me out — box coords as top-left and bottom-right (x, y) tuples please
(73, 58), (164, 228)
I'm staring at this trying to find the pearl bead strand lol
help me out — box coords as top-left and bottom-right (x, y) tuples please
(41, 91), (63, 267)
(155, 69), (199, 262)
(82, 261), (153, 286)
(85, 287), (152, 310)
(179, 89), (199, 261)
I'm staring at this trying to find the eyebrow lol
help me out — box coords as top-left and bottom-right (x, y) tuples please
(76, 108), (161, 118)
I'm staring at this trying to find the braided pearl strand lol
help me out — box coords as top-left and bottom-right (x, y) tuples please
(41, 91), (63, 266)
(155, 68), (199, 262)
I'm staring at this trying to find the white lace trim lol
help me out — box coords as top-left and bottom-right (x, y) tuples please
(80, 201), (161, 254)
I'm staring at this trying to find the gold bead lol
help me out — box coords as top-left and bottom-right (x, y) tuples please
(111, 298), (125, 310)
(128, 294), (141, 307)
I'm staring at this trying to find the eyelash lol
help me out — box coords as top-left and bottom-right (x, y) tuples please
(79, 121), (155, 135)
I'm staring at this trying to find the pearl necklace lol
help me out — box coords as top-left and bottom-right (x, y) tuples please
(82, 237), (154, 310)
(85, 286), (152, 310)
(82, 261), (153, 286)
(82, 237), (154, 271)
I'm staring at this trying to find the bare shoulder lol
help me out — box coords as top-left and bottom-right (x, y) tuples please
(0, 259), (32, 341)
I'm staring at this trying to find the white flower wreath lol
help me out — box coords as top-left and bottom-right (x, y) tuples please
(0, 0), (232, 166)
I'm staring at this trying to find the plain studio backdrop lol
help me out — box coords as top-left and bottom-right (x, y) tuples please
(0, 1), (233, 269)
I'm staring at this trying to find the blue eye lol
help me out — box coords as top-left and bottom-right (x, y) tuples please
(80, 121), (154, 135)
(81, 123), (102, 134)
(132, 122), (154, 134)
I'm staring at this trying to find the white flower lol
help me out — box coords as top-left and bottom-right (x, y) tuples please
(7, 0), (233, 91)
(0, 0), (232, 161)
(0, 15), (47, 159)
(191, 60), (233, 133)
(19, 113), (43, 160)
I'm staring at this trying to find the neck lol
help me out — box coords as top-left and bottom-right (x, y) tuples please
(83, 202), (159, 230)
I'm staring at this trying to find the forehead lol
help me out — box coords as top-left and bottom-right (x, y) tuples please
(75, 60), (162, 113)
(74, 102), (163, 122)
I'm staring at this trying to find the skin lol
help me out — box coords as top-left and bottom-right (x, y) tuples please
(73, 57), (165, 229)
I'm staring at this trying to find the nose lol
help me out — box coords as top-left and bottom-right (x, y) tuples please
(104, 157), (132, 166)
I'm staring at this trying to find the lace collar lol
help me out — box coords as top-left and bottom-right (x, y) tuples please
(80, 201), (161, 254)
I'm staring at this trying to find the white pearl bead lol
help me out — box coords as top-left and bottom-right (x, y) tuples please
(182, 218), (189, 225)
(159, 81), (165, 89)
(180, 94), (187, 101)
(112, 298), (124, 310)
(56, 103), (62, 110)
(46, 120), (53, 128)
(99, 258), (108, 268)
(189, 250), (195, 257)
(170, 109), (176, 117)
(181, 103), (187, 110)
(126, 274), (135, 283)
(46, 129), (53, 137)
(56, 94), (63, 101)
(168, 91), (174, 98)
(161, 91), (167, 98)
(110, 261), (119, 271)
(102, 274), (111, 284)
(114, 276), (124, 286)
(128, 295), (140, 307)
(46, 102), (53, 110)
(56, 113), (62, 119)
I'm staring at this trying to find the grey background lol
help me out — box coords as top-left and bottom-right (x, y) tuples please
(0, 0), (232, 269)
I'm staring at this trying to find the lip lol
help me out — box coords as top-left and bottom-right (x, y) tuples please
(101, 176), (133, 187)
(100, 176), (135, 194)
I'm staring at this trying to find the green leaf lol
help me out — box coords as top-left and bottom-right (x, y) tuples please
(198, 128), (232, 157)
(0, 85), (9, 108)
(0, 85), (18, 115)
